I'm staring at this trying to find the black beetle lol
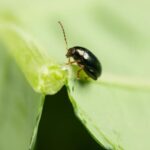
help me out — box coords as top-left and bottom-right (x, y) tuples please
(58, 21), (102, 80)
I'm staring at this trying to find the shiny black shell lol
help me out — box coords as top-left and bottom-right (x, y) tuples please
(66, 46), (102, 80)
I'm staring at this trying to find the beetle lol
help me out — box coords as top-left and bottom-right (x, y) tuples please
(58, 21), (102, 80)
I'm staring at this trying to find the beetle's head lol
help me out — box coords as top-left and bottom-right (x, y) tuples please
(66, 47), (75, 58)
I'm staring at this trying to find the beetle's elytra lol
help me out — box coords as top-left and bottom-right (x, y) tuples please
(58, 21), (102, 80)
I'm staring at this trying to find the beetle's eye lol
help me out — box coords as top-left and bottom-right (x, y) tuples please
(66, 48), (73, 57)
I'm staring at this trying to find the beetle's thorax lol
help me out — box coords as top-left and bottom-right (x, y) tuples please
(66, 47), (85, 60)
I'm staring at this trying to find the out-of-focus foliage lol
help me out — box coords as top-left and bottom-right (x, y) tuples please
(0, 24), (66, 94)
(1, 0), (150, 150)
(0, 46), (44, 150)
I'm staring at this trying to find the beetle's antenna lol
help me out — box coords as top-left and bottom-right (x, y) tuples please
(58, 21), (68, 51)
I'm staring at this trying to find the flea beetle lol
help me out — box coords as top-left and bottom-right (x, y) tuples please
(58, 21), (102, 80)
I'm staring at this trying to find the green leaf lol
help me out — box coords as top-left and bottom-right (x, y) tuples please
(0, 22), (67, 150)
(67, 71), (150, 150)
(65, 2), (150, 150)
(0, 45), (44, 150)
(0, 23), (67, 95)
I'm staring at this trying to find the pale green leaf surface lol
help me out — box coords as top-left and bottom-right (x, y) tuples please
(67, 71), (150, 150)
(0, 23), (66, 150)
(65, 1), (150, 150)
(0, 46), (44, 150)
(0, 24), (67, 95)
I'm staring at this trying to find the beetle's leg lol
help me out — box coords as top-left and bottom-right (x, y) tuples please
(66, 58), (76, 65)
(66, 61), (76, 65)
(77, 64), (84, 79)
(77, 69), (82, 78)
(68, 58), (71, 63)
